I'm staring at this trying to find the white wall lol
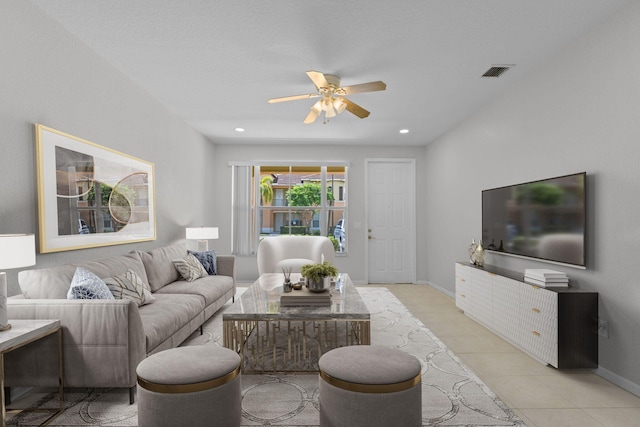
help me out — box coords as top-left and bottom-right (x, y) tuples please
(0, 1), (215, 295)
(6, 0), (639, 397)
(211, 144), (428, 284)
(424, 2), (640, 394)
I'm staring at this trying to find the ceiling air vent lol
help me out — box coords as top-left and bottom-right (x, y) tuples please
(482, 66), (511, 78)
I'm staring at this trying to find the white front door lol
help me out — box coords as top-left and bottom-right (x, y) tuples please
(365, 159), (416, 283)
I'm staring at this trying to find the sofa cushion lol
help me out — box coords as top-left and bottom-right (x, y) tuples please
(138, 293), (205, 353)
(173, 253), (208, 282)
(188, 249), (217, 275)
(67, 267), (115, 300)
(155, 275), (234, 307)
(19, 251), (148, 299)
(137, 244), (186, 292)
(104, 269), (155, 306)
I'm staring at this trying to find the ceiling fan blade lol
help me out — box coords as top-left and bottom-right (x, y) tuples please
(341, 81), (386, 95)
(343, 98), (370, 119)
(304, 100), (322, 124)
(306, 71), (329, 90)
(268, 93), (319, 103)
(304, 110), (319, 124)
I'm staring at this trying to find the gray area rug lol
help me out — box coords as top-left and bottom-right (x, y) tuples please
(8, 287), (525, 426)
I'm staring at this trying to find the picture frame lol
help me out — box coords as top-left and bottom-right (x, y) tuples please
(35, 124), (156, 253)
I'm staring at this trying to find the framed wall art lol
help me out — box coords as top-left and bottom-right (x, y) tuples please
(35, 124), (156, 253)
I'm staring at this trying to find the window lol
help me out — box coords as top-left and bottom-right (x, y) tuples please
(231, 162), (348, 255)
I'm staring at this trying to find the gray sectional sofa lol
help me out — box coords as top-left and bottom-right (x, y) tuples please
(6, 243), (235, 402)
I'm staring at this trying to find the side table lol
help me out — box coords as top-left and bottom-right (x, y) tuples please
(0, 319), (63, 427)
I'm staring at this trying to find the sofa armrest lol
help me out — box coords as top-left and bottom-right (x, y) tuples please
(216, 255), (235, 283)
(6, 299), (146, 389)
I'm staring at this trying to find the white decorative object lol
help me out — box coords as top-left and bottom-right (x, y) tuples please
(468, 239), (478, 264)
(0, 273), (8, 330)
(186, 227), (219, 251)
(0, 234), (36, 331)
(474, 240), (485, 267)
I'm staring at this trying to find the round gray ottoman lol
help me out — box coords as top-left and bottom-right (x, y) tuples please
(318, 345), (422, 427)
(136, 346), (241, 427)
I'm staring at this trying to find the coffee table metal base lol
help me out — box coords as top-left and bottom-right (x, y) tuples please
(223, 319), (370, 373)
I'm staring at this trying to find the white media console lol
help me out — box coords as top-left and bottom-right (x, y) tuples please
(455, 262), (598, 369)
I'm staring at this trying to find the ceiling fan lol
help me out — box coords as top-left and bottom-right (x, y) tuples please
(268, 71), (386, 124)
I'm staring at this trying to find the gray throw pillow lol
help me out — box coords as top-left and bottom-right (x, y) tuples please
(67, 267), (115, 300)
(188, 249), (217, 275)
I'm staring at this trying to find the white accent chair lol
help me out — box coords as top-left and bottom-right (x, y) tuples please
(257, 235), (336, 276)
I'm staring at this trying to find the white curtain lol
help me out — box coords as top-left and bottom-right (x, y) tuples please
(231, 164), (253, 255)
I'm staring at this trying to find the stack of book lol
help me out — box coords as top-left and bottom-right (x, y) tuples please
(524, 269), (569, 287)
(280, 286), (331, 306)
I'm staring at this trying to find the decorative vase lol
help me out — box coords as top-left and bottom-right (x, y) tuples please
(468, 239), (478, 265)
(474, 240), (485, 267)
(306, 277), (330, 293)
(283, 278), (293, 293)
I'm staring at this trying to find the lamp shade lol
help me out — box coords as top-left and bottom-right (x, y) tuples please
(333, 97), (347, 114)
(186, 227), (219, 240)
(0, 234), (36, 269)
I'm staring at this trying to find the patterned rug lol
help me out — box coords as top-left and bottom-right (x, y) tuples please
(7, 287), (525, 426)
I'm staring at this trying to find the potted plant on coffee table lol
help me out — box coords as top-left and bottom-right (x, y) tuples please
(301, 261), (338, 293)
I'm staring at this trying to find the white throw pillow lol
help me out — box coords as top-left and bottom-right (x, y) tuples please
(67, 267), (115, 300)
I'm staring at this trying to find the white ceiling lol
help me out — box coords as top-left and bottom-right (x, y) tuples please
(31, 0), (629, 146)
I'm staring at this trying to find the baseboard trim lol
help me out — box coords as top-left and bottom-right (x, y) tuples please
(425, 280), (455, 298)
(596, 366), (640, 398)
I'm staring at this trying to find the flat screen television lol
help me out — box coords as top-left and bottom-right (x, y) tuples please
(482, 172), (586, 267)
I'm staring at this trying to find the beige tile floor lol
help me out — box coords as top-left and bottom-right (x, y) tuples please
(379, 283), (640, 427)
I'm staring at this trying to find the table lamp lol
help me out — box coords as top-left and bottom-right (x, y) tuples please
(185, 227), (218, 252)
(0, 234), (36, 331)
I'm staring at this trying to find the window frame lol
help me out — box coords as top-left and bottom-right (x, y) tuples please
(230, 161), (349, 256)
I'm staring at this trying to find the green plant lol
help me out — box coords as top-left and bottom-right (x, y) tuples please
(280, 226), (307, 235)
(288, 183), (335, 234)
(328, 236), (339, 251)
(301, 261), (338, 282)
(260, 175), (274, 205)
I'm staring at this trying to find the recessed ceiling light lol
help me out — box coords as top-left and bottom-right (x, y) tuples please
(399, 129), (409, 134)
(235, 127), (245, 132)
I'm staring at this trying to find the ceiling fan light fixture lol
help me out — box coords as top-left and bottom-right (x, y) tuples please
(333, 97), (347, 114)
(321, 98), (333, 112)
(271, 71), (386, 123)
(310, 100), (322, 114)
(325, 106), (337, 118)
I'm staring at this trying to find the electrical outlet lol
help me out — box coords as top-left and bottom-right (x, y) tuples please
(598, 318), (609, 338)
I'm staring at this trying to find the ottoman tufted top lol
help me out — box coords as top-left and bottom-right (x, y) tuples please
(319, 345), (421, 389)
(137, 346), (240, 391)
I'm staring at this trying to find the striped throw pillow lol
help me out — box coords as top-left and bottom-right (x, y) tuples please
(105, 269), (155, 306)
(173, 253), (209, 282)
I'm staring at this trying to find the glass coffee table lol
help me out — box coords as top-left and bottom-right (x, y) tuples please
(223, 273), (370, 373)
